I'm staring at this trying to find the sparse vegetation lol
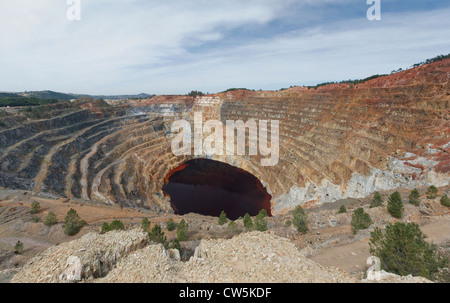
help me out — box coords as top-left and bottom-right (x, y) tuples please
(408, 188), (421, 206)
(64, 208), (87, 236)
(166, 218), (177, 231)
(221, 88), (254, 93)
(43, 212), (58, 226)
(141, 218), (150, 232)
(369, 192), (383, 208)
(253, 213), (268, 232)
(101, 220), (125, 233)
(170, 238), (181, 253)
(369, 222), (447, 280)
(227, 221), (241, 236)
(148, 224), (168, 249)
(306, 54), (450, 90)
(426, 185), (438, 199)
(337, 205), (347, 214)
(218, 211), (228, 225)
(284, 220), (292, 228)
(387, 191), (404, 218)
(292, 205), (308, 234)
(258, 209), (268, 217)
(176, 219), (189, 241)
(186, 90), (205, 98)
(243, 213), (253, 231)
(351, 208), (373, 234)
(440, 194), (450, 207)
(14, 241), (24, 254)
(30, 201), (40, 214)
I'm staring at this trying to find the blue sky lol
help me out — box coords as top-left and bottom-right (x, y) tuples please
(0, 0), (449, 95)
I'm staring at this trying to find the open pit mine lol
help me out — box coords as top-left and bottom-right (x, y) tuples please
(0, 60), (449, 217)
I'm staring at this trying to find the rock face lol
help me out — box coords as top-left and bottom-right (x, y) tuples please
(0, 60), (449, 214)
(11, 229), (148, 283)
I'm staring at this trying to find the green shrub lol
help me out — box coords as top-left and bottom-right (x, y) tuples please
(14, 241), (24, 254)
(227, 221), (241, 235)
(387, 192), (404, 218)
(102, 220), (125, 233)
(141, 218), (150, 232)
(33, 217), (40, 223)
(30, 201), (40, 214)
(369, 222), (447, 280)
(292, 206), (308, 234)
(351, 208), (373, 234)
(426, 185), (438, 199)
(218, 211), (228, 225)
(408, 188), (421, 206)
(176, 219), (189, 241)
(64, 208), (87, 236)
(148, 224), (168, 249)
(284, 220), (292, 228)
(441, 194), (450, 207)
(253, 213), (268, 232)
(258, 209), (268, 217)
(243, 213), (253, 231)
(369, 192), (383, 208)
(166, 218), (177, 231)
(43, 212), (58, 226)
(337, 205), (347, 214)
(170, 239), (181, 253)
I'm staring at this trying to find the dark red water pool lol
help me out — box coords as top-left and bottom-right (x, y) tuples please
(162, 158), (272, 220)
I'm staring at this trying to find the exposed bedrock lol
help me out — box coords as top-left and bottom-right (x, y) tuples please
(0, 61), (449, 214)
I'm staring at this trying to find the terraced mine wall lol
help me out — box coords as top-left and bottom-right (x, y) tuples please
(0, 60), (449, 214)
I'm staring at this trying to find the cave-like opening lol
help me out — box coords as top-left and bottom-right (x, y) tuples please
(162, 158), (272, 220)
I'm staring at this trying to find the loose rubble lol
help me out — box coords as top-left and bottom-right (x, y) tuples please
(11, 229), (148, 283)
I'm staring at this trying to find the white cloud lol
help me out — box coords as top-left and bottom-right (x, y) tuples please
(0, 1), (448, 94)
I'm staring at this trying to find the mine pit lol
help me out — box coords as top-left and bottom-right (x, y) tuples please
(162, 158), (272, 220)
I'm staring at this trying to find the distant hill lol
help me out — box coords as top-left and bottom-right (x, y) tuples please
(18, 90), (151, 101)
(0, 90), (151, 107)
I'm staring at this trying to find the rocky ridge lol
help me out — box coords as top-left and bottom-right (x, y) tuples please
(10, 229), (432, 283)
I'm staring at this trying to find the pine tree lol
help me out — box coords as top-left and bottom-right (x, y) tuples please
(253, 213), (268, 232)
(148, 224), (168, 248)
(426, 185), (438, 199)
(370, 192), (383, 208)
(166, 218), (177, 231)
(30, 201), (40, 214)
(14, 241), (24, 254)
(338, 205), (347, 213)
(408, 188), (420, 206)
(171, 239), (181, 253)
(387, 192), (404, 218)
(102, 220), (125, 232)
(440, 194), (450, 207)
(141, 218), (150, 232)
(292, 205), (308, 234)
(351, 208), (373, 234)
(243, 213), (253, 231)
(218, 211), (228, 225)
(43, 212), (58, 226)
(176, 219), (189, 241)
(64, 208), (87, 236)
(369, 222), (447, 280)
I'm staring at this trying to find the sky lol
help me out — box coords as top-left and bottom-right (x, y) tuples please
(0, 0), (449, 95)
